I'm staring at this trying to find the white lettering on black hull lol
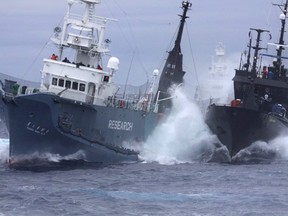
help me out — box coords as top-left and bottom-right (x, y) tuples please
(108, 120), (133, 131)
(26, 122), (49, 135)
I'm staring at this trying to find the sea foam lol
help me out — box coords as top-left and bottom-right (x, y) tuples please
(139, 88), (224, 165)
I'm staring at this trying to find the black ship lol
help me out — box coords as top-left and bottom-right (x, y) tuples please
(1, 0), (192, 166)
(205, 0), (288, 157)
(155, 1), (192, 114)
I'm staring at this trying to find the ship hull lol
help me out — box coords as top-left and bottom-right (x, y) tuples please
(6, 93), (158, 165)
(205, 104), (288, 156)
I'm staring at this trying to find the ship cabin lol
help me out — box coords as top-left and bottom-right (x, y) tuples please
(39, 56), (119, 106)
(233, 66), (288, 114)
(35, 0), (122, 106)
(231, 21), (288, 114)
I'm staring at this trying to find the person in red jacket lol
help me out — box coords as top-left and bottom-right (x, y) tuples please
(50, 53), (58, 60)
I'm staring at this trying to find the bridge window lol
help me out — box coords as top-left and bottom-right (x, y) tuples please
(167, 63), (176, 69)
(103, 76), (109, 82)
(65, 80), (71, 88)
(52, 77), (58, 86)
(59, 79), (64, 87)
(72, 82), (78, 90)
(79, 83), (85, 92)
(52, 77), (85, 92)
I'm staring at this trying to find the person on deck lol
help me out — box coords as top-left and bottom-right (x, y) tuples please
(62, 57), (71, 63)
(50, 53), (58, 60)
(97, 65), (103, 70)
(262, 66), (268, 79)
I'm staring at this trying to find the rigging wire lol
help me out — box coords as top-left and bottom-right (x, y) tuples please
(103, 1), (181, 85)
(265, 3), (272, 28)
(185, 23), (202, 98)
(20, 16), (65, 82)
(103, 0), (149, 82)
(123, 49), (136, 98)
(20, 39), (51, 85)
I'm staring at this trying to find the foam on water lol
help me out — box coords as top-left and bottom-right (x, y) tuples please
(139, 89), (223, 165)
(268, 136), (288, 159)
(0, 138), (87, 168)
(0, 139), (9, 165)
(8, 150), (87, 168)
(232, 135), (288, 163)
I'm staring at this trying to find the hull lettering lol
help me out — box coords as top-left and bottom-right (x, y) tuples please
(108, 120), (133, 131)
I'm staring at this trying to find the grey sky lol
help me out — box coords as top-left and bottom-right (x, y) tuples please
(0, 0), (286, 87)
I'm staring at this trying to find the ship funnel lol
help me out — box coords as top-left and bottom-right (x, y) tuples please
(107, 57), (120, 71)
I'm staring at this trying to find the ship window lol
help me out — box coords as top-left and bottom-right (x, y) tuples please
(59, 79), (64, 87)
(52, 77), (58, 86)
(72, 82), (78, 90)
(65, 80), (71, 88)
(79, 83), (85, 92)
(167, 64), (171, 68)
(103, 76), (109, 82)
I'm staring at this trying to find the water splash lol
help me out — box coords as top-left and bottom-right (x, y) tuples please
(232, 135), (288, 163)
(269, 136), (288, 159)
(139, 89), (230, 165)
(232, 141), (277, 164)
(0, 139), (9, 165)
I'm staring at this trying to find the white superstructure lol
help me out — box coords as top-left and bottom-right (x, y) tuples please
(207, 42), (231, 103)
(39, 0), (119, 106)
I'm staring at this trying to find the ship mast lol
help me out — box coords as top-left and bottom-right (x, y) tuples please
(250, 28), (269, 77)
(245, 36), (252, 72)
(52, 0), (115, 68)
(156, 1), (192, 113)
(273, 0), (288, 71)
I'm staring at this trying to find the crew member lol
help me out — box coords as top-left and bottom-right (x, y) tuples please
(97, 64), (103, 70)
(51, 53), (58, 60)
(62, 57), (70, 63)
(262, 66), (268, 79)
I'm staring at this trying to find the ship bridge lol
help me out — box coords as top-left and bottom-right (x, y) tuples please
(40, 58), (118, 105)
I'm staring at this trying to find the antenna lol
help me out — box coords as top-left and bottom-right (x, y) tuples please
(249, 28), (270, 77)
(272, 0), (288, 71)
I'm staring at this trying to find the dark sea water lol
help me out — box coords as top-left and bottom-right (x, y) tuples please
(1, 148), (288, 216)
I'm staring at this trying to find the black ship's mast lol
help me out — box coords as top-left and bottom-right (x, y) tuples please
(156, 1), (192, 113)
(245, 36), (252, 72)
(250, 28), (269, 77)
(273, 0), (288, 71)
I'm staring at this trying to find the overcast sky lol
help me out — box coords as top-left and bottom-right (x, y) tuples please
(0, 0), (286, 87)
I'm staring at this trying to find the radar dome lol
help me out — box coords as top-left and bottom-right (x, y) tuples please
(153, 69), (159, 77)
(280, 13), (286, 20)
(107, 57), (120, 71)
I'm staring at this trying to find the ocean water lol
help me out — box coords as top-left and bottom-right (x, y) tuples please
(1, 90), (288, 215)
(1, 146), (288, 216)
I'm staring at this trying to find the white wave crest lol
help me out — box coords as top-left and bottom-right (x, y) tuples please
(9, 150), (86, 167)
(139, 88), (224, 165)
